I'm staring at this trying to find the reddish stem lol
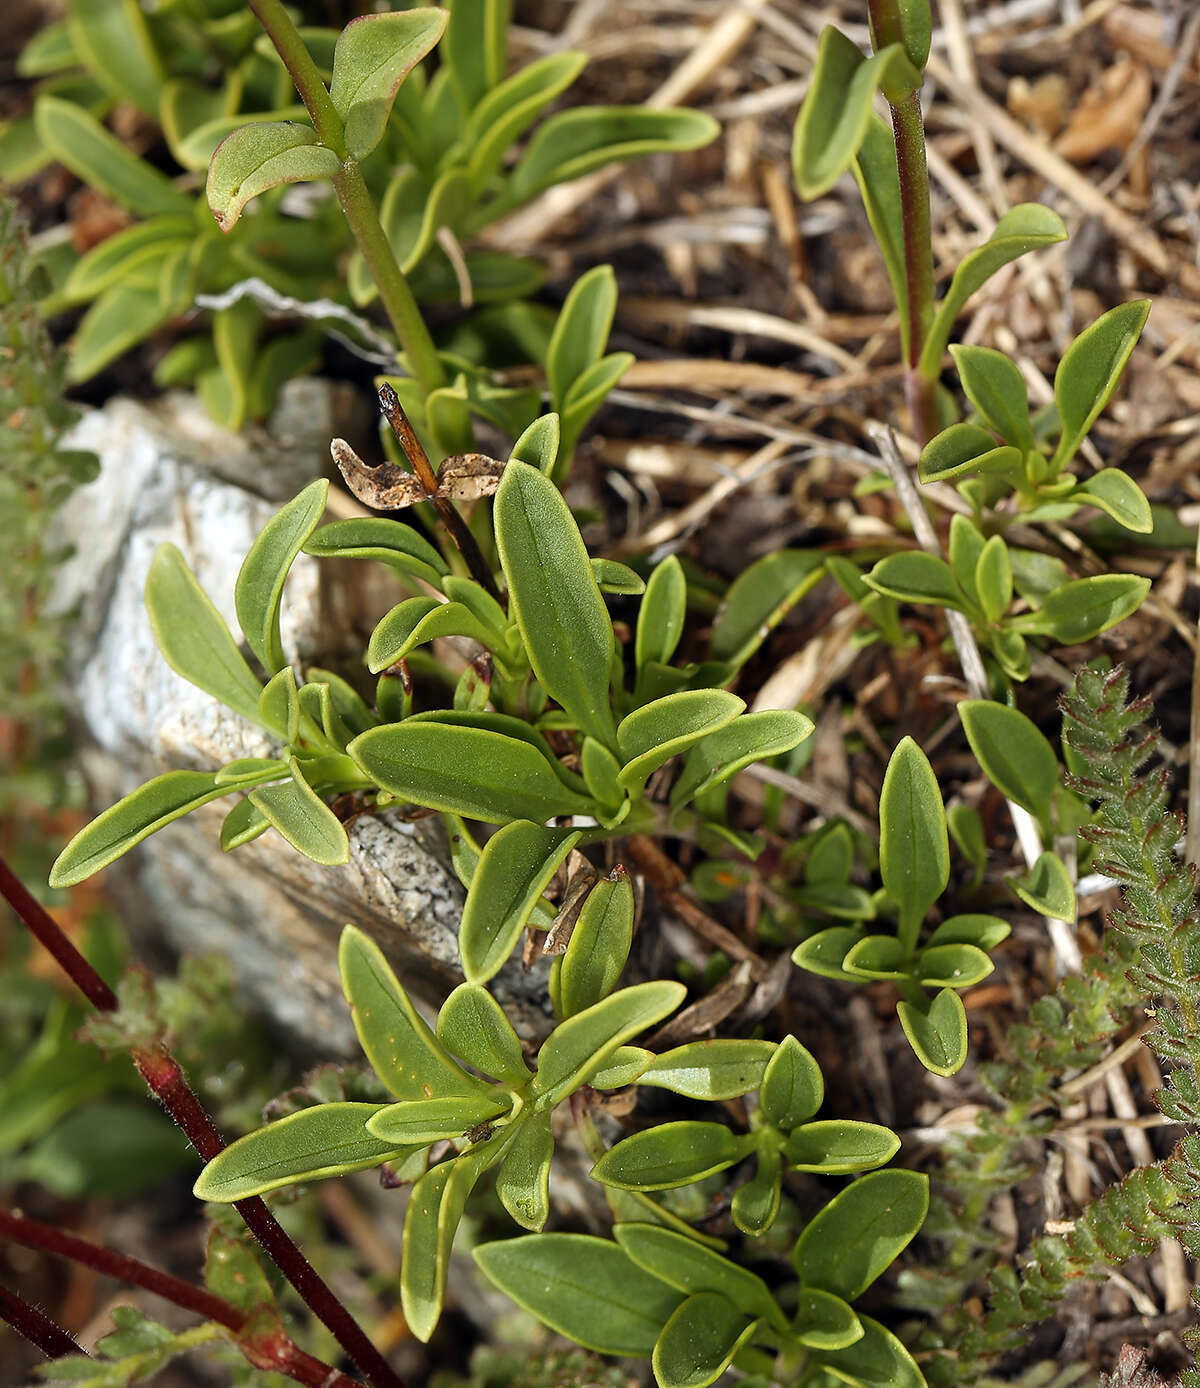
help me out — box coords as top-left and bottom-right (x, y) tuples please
(0, 1282), (85, 1360)
(0, 857), (407, 1388)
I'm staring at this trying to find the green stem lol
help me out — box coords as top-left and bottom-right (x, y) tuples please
(245, 0), (447, 396)
(890, 90), (938, 445)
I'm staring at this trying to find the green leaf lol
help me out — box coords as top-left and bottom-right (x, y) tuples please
(496, 1112), (554, 1230)
(759, 1034), (824, 1131)
(974, 535), (1012, 625)
(494, 460), (616, 745)
(67, 0), (164, 117)
(638, 1040), (776, 1101)
(1052, 300), (1150, 468)
(206, 121), (339, 232)
(814, 1315), (926, 1388)
(948, 344), (1034, 451)
(842, 935), (907, 981)
(36, 96), (190, 216)
(249, 759), (348, 866)
(1009, 850), (1077, 922)
(617, 690), (744, 792)
(580, 737), (627, 814)
(791, 927), (864, 984)
(958, 699), (1058, 823)
(349, 721), (594, 823)
(329, 8), (449, 159)
(793, 1169), (929, 1299)
(864, 552), (966, 610)
(915, 941), (994, 988)
(926, 913), (1010, 951)
(591, 1120), (755, 1191)
(144, 544), (264, 724)
(547, 264), (618, 410)
(235, 480), (327, 675)
(366, 597), (496, 673)
(794, 1289), (864, 1351)
(442, 0), (509, 111)
(917, 422), (1023, 486)
(177, 104), (311, 175)
(338, 925), (486, 1101)
(66, 284), (172, 384)
(879, 737), (948, 941)
(17, 21), (77, 77)
(303, 515), (448, 585)
(897, 988), (968, 1076)
(505, 106), (719, 205)
(784, 1120), (901, 1174)
(1012, 573), (1150, 645)
(437, 983), (529, 1085)
(533, 981), (686, 1109)
(192, 1103), (409, 1202)
(731, 1146), (782, 1236)
(511, 412), (561, 475)
(852, 117), (908, 352)
(558, 351), (633, 464)
(588, 1045), (654, 1089)
(920, 205), (1067, 376)
(62, 216), (193, 304)
(1075, 467), (1153, 535)
(709, 550), (825, 667)
(636, 555), (687, 672)
(460, 822), (581, 983)
(792, 29), (919, 199)
(403, 1136), (508, 1341)
(220, 798), (269, 852)
(367, 1092), (510, 1144)
(48, 772), (232, 888)
(473, 1234), (685, 1357)
(465, 50), (587, 195)
(614, 1222), (781, 1327)
(670, 709), (814, 810)
(559, 870), (635, 1016)
(653, 1293), (758, 1388)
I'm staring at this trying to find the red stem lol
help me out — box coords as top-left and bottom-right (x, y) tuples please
(0, 857), (407, 1388)
(0, 1282), (85, 1360)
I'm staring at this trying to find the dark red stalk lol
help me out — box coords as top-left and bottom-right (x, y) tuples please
(0, 1282), (85, 1360)
(0, 856), (406, 1388)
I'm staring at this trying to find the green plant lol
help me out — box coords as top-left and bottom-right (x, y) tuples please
(790, 0), (1154, 688)
(9, 0), (715, 443)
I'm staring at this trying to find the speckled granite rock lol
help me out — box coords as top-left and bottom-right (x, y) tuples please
(50, 385), (552, 1054)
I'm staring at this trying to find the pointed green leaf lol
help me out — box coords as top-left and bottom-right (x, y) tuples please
(670, 709), (814, 810)
(948, 344), (1035, 451)
(49, 772), (233, 888)
(460, 821), (580, 983)
(1052, 300), (1150, 468)
(330, 8), (449, 159)
(864, 552), (967, 610)
(67, 0), (164, 116)
(958, 699), (1058, 823)
(653, 1293), (758, 1388)
(784, 1120), (901, 1174)
(145, 544), (264, 724)
(731, 1145), (782, 1237)
(879, 737), (948, 936)
(220, 798), (270, 852)
(921, 205), (1067, 375)
(614, 1222), (782, 1327)
(917, 422), (1023, 485)
(473, 1234), (685, 1356)
(590, 1120), (755, 1191)
(814, 1315), (925, 1388)
(547, 264), (618, 410)
(436, 983), (529, 1085)
(338, 925), (485, 1101)
(559, 870), (635, 1016)
(494, 460), (616, 744)
(617, 690), (744, 792)
(974, 535), (1012, 625)
(367, 597), (496, 673)
(303, 515), (448, 584)
(465, 51), (587, 195)
(510, 411), (561, 475)
(710, 550), (825, 667)
(349, 721), (594, 823)
(897, 987), (968, 1075)
(793, 1169), (929, 1299)
(249, 759), (348, 866)
(236, 482), (328, 677)
(533, 981), (685, 1109)
(588, 1046), (654, 1089)
(638, 1040), (775, 1102)
(367, 1092), (510, 1144)
(759, 1034), (824, 1131)
(1075, 467), (1153, 535)
(1012, 573), (1150, 645)
(791, 927), (863, 984)
(207, 121), (339, 232)
(636, 555), (687, 671)
(192, 1103), (410, 1202)
(792, 29), (919, 199)
(496, 1112), (554, 1231)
